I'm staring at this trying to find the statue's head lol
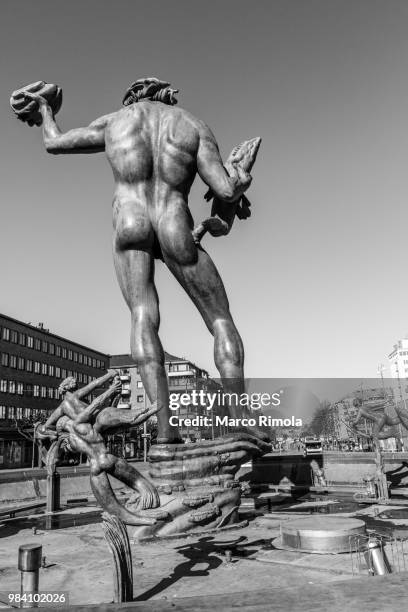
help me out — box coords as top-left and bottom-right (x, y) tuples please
(56, 415), (71, 434)
(122, 77), (178, 107)
(58, 376), (78, 396)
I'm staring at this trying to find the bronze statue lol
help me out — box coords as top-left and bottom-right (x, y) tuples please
(37, 373), (166, 525)
(352, 397), (408, 444)
(13, 77), (267, 534)
(13, 77), (261, 444)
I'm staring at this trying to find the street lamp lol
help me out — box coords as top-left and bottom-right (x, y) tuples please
(393, 360), (405, 452)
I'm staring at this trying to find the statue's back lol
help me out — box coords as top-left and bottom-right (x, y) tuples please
(105, 101), (200, 195)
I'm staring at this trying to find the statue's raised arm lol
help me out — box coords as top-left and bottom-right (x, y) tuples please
(10, 80), (111, 154)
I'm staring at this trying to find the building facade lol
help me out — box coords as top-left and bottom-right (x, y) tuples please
(0, 313), (109, 469)
(387, 338), (408, 449)
(110, 351), (224, 453)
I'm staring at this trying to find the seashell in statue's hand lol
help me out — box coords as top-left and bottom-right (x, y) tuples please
(10, 81), (62, 126)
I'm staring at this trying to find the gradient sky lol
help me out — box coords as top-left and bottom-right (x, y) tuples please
(1, 0), (408, 379)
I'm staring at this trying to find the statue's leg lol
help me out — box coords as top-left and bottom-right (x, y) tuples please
(113, 204), (180, 444)
(158, 219), (245, 413)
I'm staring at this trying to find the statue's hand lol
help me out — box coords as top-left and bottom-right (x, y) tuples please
(112, 376), (122, 393)
(19, 90), (49, 109)
(36, 424), (58, 441)
(230, 162), (253, 193)
(10, 81), (62, 126)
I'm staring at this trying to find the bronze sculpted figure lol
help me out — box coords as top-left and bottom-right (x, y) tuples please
(352, 397), (408, 444)
(13, 77), (266, 534)
(37, 372), (166, 525)
(13, 77), (260, 444)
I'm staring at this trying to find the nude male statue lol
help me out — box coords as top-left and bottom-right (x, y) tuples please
(352, 397), (406, 445)
(21, 77), (255, 444)
(37, 374), (165, 524)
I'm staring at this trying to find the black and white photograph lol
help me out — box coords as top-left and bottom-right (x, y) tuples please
(1, 1), (408, 610)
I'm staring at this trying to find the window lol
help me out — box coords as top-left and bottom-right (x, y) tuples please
(10, 331), (18, 343)
(19, 332), (26, 346)
(41, 363), (47, 375)
(0, 405), (6, 418)
(41, 386), (47, 398)
(137, 381), (143, 388)
(61, 369), (67, 378)
(54, 389), (60, 399)
(27, 335), (33, 348)
(35, 338), (41, 351)
(33, 385), (40, 397)
(2, 327), (10, 341)
(48, 387), (53, 399)
(78, 373), (82, 383)
(42, 340), (48, 352)
(24, 408), (31, 419)
(26, 360), (33, 372)
(18, 357), (25, 370)
(26, 384), (32, 397)
(49, 364), (54, 376)
(92, 358), (96, 368)
(49, 343), (55, 355)
(8, 406), (15, 419)
(56, 345), (61, 357)
(68, 370), (73, 378)
(0, 380), (7, 392)
(169, 363), (187, 372)
(137, 395), (144, 402)
(1, 353), (9, 367)
(9, 355), (17, 368)
(78, 353), (83, 364)
(34, 361), (40, 374)
(8, 381), (15, 394)
(55, 366), (61, 378)
(17, 383), (23, 395)
(83, 355), (88, 366)
(68, 350), (73, 360)
(73, 352), (78, 362)
(62, 348), (67, 359)
(16, 407), (23, 420)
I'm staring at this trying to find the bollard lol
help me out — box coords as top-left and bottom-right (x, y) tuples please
(18, 544), (42, 608)
(224, 549), (232, 564)
(364, 537), (392, 575)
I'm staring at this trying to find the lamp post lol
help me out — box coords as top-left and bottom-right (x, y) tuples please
(394, 360), (405, 452)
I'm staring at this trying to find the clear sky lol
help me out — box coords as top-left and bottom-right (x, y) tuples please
(1, 0), (408, 379)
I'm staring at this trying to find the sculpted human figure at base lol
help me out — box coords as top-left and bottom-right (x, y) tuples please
(16, 77), (261, 444)
(37, 375), (166, 525)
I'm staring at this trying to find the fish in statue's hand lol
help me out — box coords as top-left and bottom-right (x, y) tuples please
(10, 81), (62, 126)
(192, 136), (261, 244)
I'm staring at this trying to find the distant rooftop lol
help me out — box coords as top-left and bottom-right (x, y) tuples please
(0, 311), (109, 357)
(110, 352), (208, 374)
(110, 351), (186, 368)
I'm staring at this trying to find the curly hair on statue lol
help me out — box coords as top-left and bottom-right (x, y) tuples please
(122, 77), (179, 107)
(58, 376), (78, 395)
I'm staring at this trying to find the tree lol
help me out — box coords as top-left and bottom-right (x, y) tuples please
(12, 410), (49, 467)
(304, 401), (336, 439)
